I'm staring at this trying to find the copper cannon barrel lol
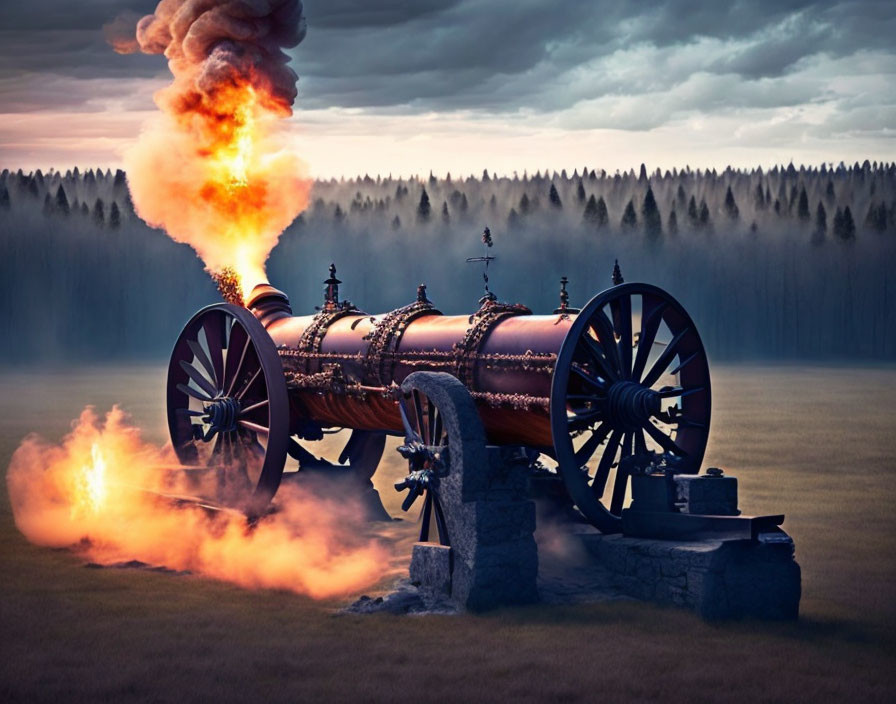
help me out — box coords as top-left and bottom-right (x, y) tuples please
(248, 282), (572, 448)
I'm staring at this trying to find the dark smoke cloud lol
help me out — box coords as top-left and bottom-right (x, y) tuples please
(131, 0), (307, 113)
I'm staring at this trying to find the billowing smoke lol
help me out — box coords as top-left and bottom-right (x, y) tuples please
(6, 406), (393, 598)
(119, 1), (311, 296)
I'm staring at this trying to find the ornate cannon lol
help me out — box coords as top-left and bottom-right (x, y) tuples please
(166, 262), (711, 534)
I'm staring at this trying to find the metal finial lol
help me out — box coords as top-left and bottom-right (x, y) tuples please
(466, 225), (498, 304)
(553, 275), (580, 315)
(324, 262), (342, 309)
(612, 259), (624, 286)
(417, 283), (430, 304)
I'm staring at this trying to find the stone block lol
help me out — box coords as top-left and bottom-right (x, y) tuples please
(579, 532), (800, 620)
(409, 543), (452, 598)
(675, 475), (739, 516)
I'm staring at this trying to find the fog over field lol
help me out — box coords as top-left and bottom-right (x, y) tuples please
(1, 161), (894, 363)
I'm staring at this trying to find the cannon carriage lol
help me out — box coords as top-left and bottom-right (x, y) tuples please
(166, 262), (711, 537)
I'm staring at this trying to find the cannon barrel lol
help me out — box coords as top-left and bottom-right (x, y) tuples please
(167, 265), (712, 530)
(248, 282), (567, 449)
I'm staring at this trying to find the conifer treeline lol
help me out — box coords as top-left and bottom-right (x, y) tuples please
(0, 161), (894, 362)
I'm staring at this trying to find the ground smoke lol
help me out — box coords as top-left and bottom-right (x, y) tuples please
(6, 406), (392, 598)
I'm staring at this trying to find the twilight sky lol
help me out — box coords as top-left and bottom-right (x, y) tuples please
(0, 0), (894, 178)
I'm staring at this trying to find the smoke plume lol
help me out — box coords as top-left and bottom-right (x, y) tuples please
(121, 1), (311, 296)
(6, 406), (392, 598)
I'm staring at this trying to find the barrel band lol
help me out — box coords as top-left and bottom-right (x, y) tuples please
(361, 300), (441, 386)
(453, 300), (531, 388)
(296, 307), (363, 374)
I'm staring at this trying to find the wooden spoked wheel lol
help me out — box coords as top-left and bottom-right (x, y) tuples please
(167, 304), (289, 517)
(395, 374), (455, 545)
(550, 283), (711, 532)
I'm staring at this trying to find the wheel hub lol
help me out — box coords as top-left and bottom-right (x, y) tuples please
(203, 396), (241, 434)
(606, 380), (660, 430)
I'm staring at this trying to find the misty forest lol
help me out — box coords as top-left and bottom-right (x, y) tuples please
(1, 161), (894, 364)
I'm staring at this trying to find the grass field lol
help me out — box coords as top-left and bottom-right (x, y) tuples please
(1, 364), (894, 702)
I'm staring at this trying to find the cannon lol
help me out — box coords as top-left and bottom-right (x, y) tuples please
(166, 262), (711, 536)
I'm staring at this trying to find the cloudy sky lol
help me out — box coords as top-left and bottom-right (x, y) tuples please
(0, 0), (893, 177)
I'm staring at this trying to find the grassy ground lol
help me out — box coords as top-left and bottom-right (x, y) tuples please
(1, 364), (894, 703)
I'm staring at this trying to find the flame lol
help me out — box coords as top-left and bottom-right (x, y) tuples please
(73, 443), (108, 518)
(125, 79), (309, 298)
(6, 407), (392, 598)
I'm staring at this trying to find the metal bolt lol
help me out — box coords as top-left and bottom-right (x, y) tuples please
(705, 467), (724, 477)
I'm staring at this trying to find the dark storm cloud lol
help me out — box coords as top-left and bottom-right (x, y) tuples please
(0, 0), (893, 119)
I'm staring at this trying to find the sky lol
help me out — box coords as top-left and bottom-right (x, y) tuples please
(0, 0), (894, 178)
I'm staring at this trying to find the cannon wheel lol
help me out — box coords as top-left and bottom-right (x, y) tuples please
(550, 283), (711, 532)
(396, 372), (487, 546)
(167, 303), (289, 517)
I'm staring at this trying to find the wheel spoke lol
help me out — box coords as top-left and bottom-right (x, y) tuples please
(179, 360), (219, 399)
(610, 433), (632, 515)
(643, 420), (688, 457)
(224, 326), (251, 396)
(238, 419), (269, 435)
(641, 326), (691, 389)
(658, 385), (704, 398)
(202, 315), (226, 385)
(419, 490), (433, 542)
(431, 407), (444, 446)
(588, 308), (623, 378)
(240, 399), (269, 416)
(634, 429), (649, 458)
(398, 397), (422, 442)
(433, 495), (449, 546)
(176, 408), (205, 417)
(578, 334), (618, 383)
(176, 382), (212, 402)
(187, 339), (219, 388)
(574, 422), (612, 465)
(610, 294), (633, 379)
(631, 297), (667, 383)
(412, 390), (428, 444)
(592, 428), (622, 497)
(568, 408), (602, 430)
(235, 365), (262, 400)
(669, 351), (699, 376)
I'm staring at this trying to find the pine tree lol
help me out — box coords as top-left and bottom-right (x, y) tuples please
(109, 201), (121, 228)
(0, 185), (9, 210)
(638, 163), (648, 182)
(687, 195), (698, 227)
(667, 209), (678, 235)
(549, 183), (562, 209)
(677, 184), (686, 207)
(507, 207), (520, 229)
(42, 193), (53, 215)
(80, 201), (89, 217)
(333, 204), (345, 222)
(417, 187), (431, 221)
(621, 199), (637, 230)
(864, 202), (887, 232)
(391, 215), (401, 230)
(441, 201), (450, 224)
(698, 199), (711, 229)
(797, 187), (810, 220)
(641, 187), (662, 238)
(812, 202), (827, 244)
(753, 182), (765, 210)
(722, 185), (739, 220)
(54, 185), (70, 215)
(459, 193), (469, 215)
(583, 194), (608, 228)
(825, 180), (835, 204)
(482, 169), (490, 182)
(519, 193), (530, 215)
(576, 180), (586, 203)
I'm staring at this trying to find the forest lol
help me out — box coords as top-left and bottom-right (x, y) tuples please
(0, 161), (894, 363)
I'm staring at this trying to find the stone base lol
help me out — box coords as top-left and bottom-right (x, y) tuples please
(578, 531), (801, 620)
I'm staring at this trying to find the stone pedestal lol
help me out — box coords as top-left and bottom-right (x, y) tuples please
(408, 446), (539, 611)
(578, 531), (801, 620)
